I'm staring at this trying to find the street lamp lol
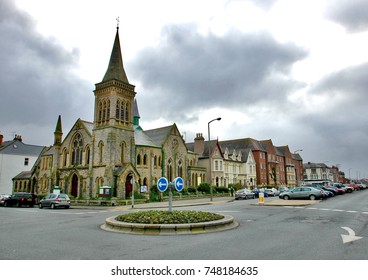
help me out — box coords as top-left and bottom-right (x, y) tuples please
(293, 149), (302, 186)
(208, 117), (221, 202)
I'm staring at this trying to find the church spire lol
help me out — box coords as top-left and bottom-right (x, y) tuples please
(54, 115), (63, 146)
(102, 26), (129, 83)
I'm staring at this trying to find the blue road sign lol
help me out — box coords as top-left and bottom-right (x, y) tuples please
(157, 177), (169, 192)
(174, 177), (184, 192)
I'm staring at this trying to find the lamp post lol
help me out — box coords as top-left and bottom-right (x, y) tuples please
(208, 117), (221, 202)
(293, 149), (302, 186)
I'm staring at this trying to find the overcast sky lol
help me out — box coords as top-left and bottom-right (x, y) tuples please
(2, 0), (368, 179)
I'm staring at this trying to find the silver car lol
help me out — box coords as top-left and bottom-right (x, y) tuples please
(279, 186), (324, 200)
(235, 189), (255, 200)
(39, 193), (71, 209)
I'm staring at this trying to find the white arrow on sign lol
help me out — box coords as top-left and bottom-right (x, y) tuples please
(341, 227), (363, 244)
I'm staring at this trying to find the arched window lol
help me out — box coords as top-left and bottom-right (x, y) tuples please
(71, 134), (83, 165)
(120, 142), (126, 164)
(116, 100), (120, 119)
(178, 160), (183, 178)
(137, 154), (141, 165)
(167, 158), (173, 182)
(154, 155), (157, 167)
(125, 103), (129, 121)
(85, 146), (90, 165)
(98, 141), (104, 164)
(143, 154), (147, 165)
(62, 149), (68, 167)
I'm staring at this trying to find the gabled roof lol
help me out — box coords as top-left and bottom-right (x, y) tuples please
(134, 130), (160, 148)
(144, 125), (175, 146)
(259, 139), (276, 154)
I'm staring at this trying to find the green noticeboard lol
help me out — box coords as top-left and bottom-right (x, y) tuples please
(98, 186), (112, 198)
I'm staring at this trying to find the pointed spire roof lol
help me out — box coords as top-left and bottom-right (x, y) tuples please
(55, 115), (62, 133)
(102, 27), (129, 83)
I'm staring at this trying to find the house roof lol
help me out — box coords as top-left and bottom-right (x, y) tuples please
(0, 139), (44, 156)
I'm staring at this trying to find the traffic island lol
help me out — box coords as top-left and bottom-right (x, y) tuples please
(101, 214), (238, 235)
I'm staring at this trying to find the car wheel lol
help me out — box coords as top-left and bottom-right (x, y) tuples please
(309, 195), (316, 200)
(16, 202), (21, 207)
(39, 203), (43, 209)
(283, 195), (290, 200)
(4, 201), (8, 207)
(50, 203), (55, 209)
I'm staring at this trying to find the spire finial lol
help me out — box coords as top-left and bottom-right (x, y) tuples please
(116, 17), (120, 29)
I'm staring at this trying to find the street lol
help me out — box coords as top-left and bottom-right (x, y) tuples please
(0, 191), (368, 260)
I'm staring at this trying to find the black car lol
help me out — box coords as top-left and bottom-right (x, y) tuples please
(4, 192), (36, 207)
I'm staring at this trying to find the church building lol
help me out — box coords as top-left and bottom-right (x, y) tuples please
(19, 26), (206, 199)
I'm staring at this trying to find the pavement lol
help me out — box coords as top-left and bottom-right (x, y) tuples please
(72, 196), (320, 211)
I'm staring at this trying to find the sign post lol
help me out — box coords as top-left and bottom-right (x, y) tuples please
(157, 177), (184, 213)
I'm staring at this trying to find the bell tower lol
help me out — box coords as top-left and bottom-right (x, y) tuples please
(92, 25), (137, 185)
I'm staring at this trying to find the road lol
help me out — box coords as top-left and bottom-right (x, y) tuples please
(0, 190), (368, 260)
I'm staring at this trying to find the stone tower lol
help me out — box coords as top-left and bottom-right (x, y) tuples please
(92, 26), (137, 186)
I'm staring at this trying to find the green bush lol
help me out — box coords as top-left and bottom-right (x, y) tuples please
(214, 186), (229, 193)
(197, 183), (210, 193)
(187, 186), (197, 193)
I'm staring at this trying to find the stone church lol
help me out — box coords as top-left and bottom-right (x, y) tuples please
(21, 27), (206, 199)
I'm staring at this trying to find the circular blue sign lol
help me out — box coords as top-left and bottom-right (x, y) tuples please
(157, 177), (169, 192)
(174, 177), (184, 192)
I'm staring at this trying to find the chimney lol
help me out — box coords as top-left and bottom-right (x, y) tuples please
(0, 134), (3, 145)
(194, 133), (205, 156)
(14, 134), (22, 142)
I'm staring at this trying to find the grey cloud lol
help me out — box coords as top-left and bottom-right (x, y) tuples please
(130, 24), (307, 122)
(225, 0), (278, 10)
(0, 0), (93, 145)
(325, 0), (368, 32)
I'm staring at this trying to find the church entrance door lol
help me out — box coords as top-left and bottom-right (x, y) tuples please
(71, 174), (78, 197)
(125, 174), (133, 198)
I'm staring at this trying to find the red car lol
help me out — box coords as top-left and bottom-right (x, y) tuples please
(345, 184), (359, 191)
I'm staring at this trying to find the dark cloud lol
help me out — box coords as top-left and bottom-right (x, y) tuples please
(0, 0), (93, 145)
(130, 24), (307, 122)
(325, 0), (368, 32)
(293, 62), (368, 171)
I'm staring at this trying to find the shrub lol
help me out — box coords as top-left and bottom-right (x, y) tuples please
(197, 183), (210, 193)
(214, 186), (229, 193)
(115, 210), (223, 224)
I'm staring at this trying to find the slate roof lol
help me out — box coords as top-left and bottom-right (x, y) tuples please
(102, 28), (129, 83)
(144, 125), (174, 146)
(0, 139), (44, 156)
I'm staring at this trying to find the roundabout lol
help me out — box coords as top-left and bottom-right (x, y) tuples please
(101, 213), (239, 235)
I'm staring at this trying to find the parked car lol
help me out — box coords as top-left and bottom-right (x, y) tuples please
(39, 193), (71, 209)
(345, 183), (359, 191)
(279, 187), (289, 193)
(3, 192), (36, 207)
(333, 183), (348, 194)
(235, 189), (255, 200)
(0, 194), (10, 206)
(252, 189), (268, 198)
(265, 188), (280, 197)
(279, 186), (324, 200)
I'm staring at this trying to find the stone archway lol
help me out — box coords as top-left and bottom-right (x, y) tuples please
(71, 174), (78, 197)
(125, 173), (133, 198)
